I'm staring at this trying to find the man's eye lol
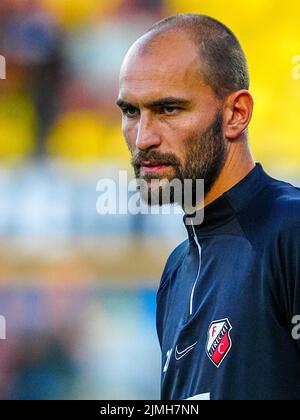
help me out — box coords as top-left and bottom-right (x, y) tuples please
(163, 106), (179, 115)
(122, 107), (139, 118)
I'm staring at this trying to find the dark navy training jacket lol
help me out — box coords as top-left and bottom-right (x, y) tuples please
(156, 163), (300, 400)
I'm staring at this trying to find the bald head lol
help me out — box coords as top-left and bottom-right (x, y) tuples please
(127, 13), (250, 100)
(120, 27), (206, 96)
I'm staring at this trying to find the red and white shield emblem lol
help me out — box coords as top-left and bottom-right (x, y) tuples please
(206, 318), (232, 368)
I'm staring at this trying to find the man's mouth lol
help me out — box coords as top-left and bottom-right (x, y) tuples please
(140, 161), (172, 174)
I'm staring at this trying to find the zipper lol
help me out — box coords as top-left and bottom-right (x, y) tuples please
(189, 220), (202, 316)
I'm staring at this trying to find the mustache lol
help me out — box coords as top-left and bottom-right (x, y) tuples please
(131, 150), (181, 169)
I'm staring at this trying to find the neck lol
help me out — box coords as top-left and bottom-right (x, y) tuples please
(186, 138), (255, 214)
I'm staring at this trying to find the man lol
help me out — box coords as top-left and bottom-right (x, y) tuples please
(117, 13), (300, 400)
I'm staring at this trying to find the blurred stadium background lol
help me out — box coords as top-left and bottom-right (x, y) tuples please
(0, 0), (299, 400)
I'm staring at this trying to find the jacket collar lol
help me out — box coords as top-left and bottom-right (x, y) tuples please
(184, 163), (271, 239)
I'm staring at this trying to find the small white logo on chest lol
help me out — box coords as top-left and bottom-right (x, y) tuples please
(175, 341), (198, 360)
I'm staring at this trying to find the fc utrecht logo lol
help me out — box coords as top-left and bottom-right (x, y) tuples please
(206, 318), (232, 368)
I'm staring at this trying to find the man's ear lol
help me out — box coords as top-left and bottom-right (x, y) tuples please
(223, 90), (254, 140)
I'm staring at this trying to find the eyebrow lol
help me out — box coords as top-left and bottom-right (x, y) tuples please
(116, 97), (191, 109)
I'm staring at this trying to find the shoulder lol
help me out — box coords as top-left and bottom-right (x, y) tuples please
(256, 177), (300, 268)
(239, 175), (300, 242)
(272, 180), (300, 250)
(266, 177), (300, 232)
(265, 179), (300, 304)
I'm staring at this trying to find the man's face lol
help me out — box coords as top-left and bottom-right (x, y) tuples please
(117, 31), (227, 207)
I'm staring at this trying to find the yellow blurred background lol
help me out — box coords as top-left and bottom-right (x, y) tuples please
(0, 0), (299, 400)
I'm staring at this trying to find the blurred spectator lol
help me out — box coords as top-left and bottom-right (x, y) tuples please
(1, 0), (63, 156)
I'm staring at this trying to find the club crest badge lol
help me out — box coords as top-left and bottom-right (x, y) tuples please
(206, 318), (232, 368)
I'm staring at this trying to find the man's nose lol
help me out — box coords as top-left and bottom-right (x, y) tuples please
(135, 113), (161, 151)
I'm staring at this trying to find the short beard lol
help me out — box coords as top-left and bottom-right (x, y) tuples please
(131, 110), (227, 207)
